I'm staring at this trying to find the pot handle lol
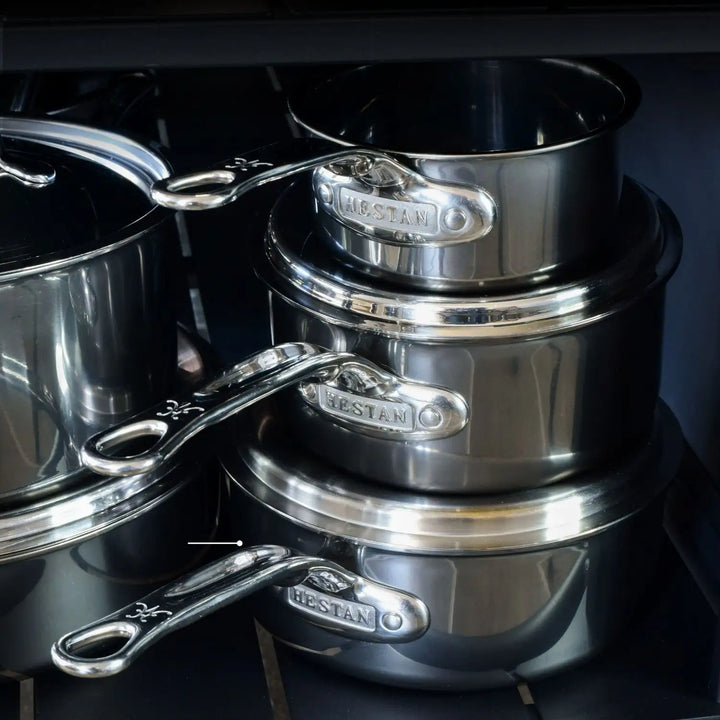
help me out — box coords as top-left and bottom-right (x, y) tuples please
(80, 342), (350, 477)
(149, 138), (496, 245)
(150, 137), (388, 211)
(51, 544), (430, 678)
(81, 342), (469, 479)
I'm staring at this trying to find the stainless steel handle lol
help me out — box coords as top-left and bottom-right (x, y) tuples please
(150, 138), (388, 211)
(51, 545), (430, 678)
(299, 359), (469, 440)
(0, 149), (55, 187)
(149, 138), (496, 244)
(81, 342), (347, 477)
(314, 158), (496, 245)
(81, 342), (469, 478)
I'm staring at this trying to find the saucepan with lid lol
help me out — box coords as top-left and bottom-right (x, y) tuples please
(0, 116), (179, 507)
(150, 58), (640, 291)
(80, 176), (680, 494)
(52, 401), (684, 690)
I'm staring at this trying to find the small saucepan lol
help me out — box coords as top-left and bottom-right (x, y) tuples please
(149, 58), (640, 291)
(51, 401), (683, 690)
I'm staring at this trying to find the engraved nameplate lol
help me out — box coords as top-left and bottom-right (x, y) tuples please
(287, 585), (376, 633)
(317, 385), (414, 432)
(338, 188), (438, 235)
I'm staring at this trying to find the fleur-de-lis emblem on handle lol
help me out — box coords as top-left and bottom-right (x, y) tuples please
(156, 399), (205, 421)
(224, 157), (274, 172)
(125, 602), (173, 623)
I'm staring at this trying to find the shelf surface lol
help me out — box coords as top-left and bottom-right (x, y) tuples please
(4, 5), (720, 70)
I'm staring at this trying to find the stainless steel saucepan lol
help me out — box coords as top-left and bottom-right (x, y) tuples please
(0, 116), (179, 507)
(80, 177), (680, 494)
(52, 401), (684, 690)
(149, 58), (640, 291)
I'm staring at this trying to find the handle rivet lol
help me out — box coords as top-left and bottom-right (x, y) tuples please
(381, 613), (403, 631)
(442, 208), (468, 232)
(418, 405), (443, 429)
(317, 183), (334, 205)
(302, 383), (318, 402)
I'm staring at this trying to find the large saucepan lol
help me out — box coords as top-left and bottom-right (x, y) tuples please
(52, 401), (684, 690)
(150, 58), (640, 291)
(80, 177), (680, 494)
(0, 331), (220, 674)
(0, 116), (179, 506)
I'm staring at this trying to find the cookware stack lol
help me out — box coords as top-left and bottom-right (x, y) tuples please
(54, 59), (686, 690)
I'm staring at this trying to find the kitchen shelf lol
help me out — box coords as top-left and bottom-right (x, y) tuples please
(4, 6), (720, 70)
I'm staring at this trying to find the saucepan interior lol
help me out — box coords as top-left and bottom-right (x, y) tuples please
(291, 58), (639, 157)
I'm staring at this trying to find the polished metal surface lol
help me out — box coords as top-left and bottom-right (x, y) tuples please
(0, 150), (55, 187)
(81, 343), (467, 478)
(312, 154), (496, 246)
(0, 330), (220, 674)
(52, 404), (683, 688)
(229, 401), (683, 553)
(263, 178), (669, 340)
(0, 460), (219, 674)
(52, 545), (429, 678)
(0, 330), (209, 563)
(219, 403), (682, 690)
(0, 117), (178, 505)
(259, 179), (681, 493)
(151, 59), (639, 289)
(293, 58), (640, 290)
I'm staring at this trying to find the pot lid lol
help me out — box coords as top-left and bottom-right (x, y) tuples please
(224, 402), (683, 554)
(258, 178), (681, 341)
(0, 116), (170, 279)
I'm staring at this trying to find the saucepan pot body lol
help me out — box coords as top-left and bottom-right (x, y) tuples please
(259, 178), (680, 493)
(0, 117), (179, 507)
(52, 402), (683, 690)
(299, 59), (639, 291)
(151, 58), (640, 292)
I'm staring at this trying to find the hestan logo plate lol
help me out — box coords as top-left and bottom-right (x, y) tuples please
(338, 187), (438, 234)
(287, 585), (376, 632)
(317, 385), (413, 432)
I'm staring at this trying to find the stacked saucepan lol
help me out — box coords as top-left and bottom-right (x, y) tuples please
(47, 59), (685, 689)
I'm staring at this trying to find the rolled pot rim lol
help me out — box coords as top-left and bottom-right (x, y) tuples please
(0, 115), (171, 280)
(0, 465), (193, 564)
(258, 180), (682, 341)
(225, 402), (684, 555)
(288, 58), (641, 160)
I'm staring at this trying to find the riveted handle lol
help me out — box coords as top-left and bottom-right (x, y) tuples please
(150, 137), (387, 211)
(80, 342), (347, 477)
(149, 136), (495, 245)
(81, 342), (469, 478)
(52, 545), (430, 678)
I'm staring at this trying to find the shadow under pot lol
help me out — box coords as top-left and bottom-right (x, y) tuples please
(0, 116), (179, 507)
(51, 401), (684, 690)
(78, 176), (681, 495)
(151, 58), (640, 292)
